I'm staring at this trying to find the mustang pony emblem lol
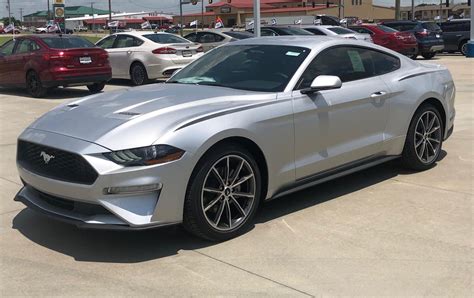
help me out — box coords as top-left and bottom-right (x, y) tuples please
(40, 151), (55, 164)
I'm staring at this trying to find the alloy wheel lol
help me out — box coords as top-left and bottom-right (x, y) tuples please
(132, 64), (146, 85)
(414, 111), (442, 164)
(201, 155), (256, 231)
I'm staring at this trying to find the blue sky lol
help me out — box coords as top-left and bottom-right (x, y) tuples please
(1, 0), (466, 19)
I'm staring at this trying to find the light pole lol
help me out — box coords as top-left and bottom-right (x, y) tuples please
(253, 0), (260, 37)
(201, 0), (204, 30)
(467, 2), (474, 57)
(411, 0), (415, 20)
(7, 0), (11, 26)
(109, 0), (112, 34)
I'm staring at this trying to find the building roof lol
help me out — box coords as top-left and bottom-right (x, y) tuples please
(261, 5), (336, 13)
(24, 6), (110, 18)
(143, 16), (173, 21)
(207, 1), (274, 9)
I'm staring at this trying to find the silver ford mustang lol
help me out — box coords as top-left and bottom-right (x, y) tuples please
(15, 36), (455, 241)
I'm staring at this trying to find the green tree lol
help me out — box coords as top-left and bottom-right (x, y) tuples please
(1, 17), (22, 27)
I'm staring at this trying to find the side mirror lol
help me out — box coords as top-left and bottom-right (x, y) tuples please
(301, 75), (342, 94)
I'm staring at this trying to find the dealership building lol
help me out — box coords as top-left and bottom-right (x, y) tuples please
(23, 6), (110, 27)
(178, 0), (395, 27)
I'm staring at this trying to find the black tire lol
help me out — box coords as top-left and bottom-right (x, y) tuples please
(459, 40), (468, 56)
(183, 143), (262, 241)
(421, 52), (436, 59)
(401, 103), (444, 171)
(26, 71), (48, 98)
(87, 82), (105, 93)
(130, 62), (148, 86)
(410, 54), (418, 60)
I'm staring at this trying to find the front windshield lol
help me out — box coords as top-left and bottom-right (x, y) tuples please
(168, 45), (310, 92)
(327, 27), (355, 34)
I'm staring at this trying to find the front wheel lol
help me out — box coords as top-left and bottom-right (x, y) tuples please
(183, 144), (262, 241)
(421, 52), (436, 59)
(460, 41), (468, 56)
(401, 104), (443, 171)
(87, 82), (105, 93)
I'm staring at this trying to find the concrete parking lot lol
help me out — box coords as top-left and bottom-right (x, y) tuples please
(0, 56), (472, 296)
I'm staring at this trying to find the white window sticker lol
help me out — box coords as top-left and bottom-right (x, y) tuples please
(347, 50), (365, 72)
(286, 51), (301, 57)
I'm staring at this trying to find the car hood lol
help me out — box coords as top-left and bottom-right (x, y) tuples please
(28, 83), (276, 151)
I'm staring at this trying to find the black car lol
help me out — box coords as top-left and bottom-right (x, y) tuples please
(247, 26), (314, 36)
(440, 19), (471, 56)
(382, 21), (444, 59)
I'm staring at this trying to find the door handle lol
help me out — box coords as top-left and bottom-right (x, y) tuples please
(127, 51), (132, 55)
(456, 34), (462, 37)
(370, 91), (387, 98)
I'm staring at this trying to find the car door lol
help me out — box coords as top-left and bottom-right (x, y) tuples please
(110, 35), (144, 78)
(0, 39), (19, 85)
(197, 32), (224, 51)
(11, 39), (42, 85)
(291, 46), (391, 179)
(97, 35), (119, 76)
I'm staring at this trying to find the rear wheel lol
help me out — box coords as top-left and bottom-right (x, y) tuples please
(26, 71), (48, 98)
(460, 40), (468, 56)
(421, 52), (436, 59)
(87, 82), (105, 93)
(401, 104), (443, 171)
(130, 62), (148, 86)
(183, 144), (262, 241)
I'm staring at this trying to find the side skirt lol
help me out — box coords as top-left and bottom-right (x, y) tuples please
(269, 155), (400, 201)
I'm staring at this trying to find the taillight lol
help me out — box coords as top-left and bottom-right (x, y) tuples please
(196, 46), (204, 53)
(99, 52), (109, 59)
(415, 29), (429, 38)
(43, 51), (66, 61)
(152, 47), (177, 54)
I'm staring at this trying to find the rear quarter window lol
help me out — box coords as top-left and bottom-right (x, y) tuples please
(422, 22), (441, 31)
(143, 34), (190, 44)
(41, 37), (95, 49)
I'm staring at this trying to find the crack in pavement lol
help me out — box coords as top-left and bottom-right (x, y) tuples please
(193, 250), (315, 297)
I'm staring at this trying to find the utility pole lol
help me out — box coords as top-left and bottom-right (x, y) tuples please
(201, 0), (204, 30)
(253, 0), (260, 37)
(90, 2), (95, 34)
(439, 0), (443, 23)
(394, 0), (400, 20)
(7, 0), (11, 25)
(411, 0), (415, 20)
(47, 0), (51, 21)
(338, 0), (342, 19)
(19, 8), (23, 24)
(466, 0), (474, 57)
(108, 0), (112, 34)
(179, 0), (183, 36)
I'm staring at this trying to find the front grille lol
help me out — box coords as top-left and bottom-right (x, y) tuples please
(17, 140), (98, 185)
(36, 189), (112, 216)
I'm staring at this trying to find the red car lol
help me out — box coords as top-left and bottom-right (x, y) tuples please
(0, 35), (111, 97)
(349, 24), (418, 56)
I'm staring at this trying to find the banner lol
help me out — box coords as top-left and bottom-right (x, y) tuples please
(53, 0), (66, 32)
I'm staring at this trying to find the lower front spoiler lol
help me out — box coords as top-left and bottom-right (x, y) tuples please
(14, 187), (177, 231)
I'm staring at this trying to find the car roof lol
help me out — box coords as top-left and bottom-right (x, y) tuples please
(230, 35), (345, 48)
(113, 31), (175, 37)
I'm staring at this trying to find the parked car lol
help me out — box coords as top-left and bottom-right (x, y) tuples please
(0, 27), (21, 34)
(184, 30), (253, 52)
(440, 19), (471, 56)
(349, 24), (418, 56)
(301, 25), (373, 43)
(0, 35), (111, 97)
(15, 36), (455, 240)
(35, 26), (48, 34)
(74, 25), (88, 32)
(247, 26), (315, 36)
(96, 31), (204, 85)
(381, 21), (444, 59)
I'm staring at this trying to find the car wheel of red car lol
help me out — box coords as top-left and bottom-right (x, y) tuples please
(87, 82), (106, 93)
(26, 71), (48, 98)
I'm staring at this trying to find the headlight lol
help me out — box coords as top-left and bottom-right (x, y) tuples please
(104, 145), (185, 166)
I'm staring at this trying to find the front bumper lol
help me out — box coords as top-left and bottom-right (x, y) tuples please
(16, 129), (193, 229)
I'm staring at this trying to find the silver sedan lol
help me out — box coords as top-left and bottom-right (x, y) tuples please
(96, 31), (204, 85)
(302, 25), (374, 43)
(16, 36), (455, 241)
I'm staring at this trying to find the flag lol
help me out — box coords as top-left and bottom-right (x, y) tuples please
(340, 18), (348, 24)
(215, 16), (224, 28)
(3, 24), (14, 33)
(356, 19), (363, 25)
(271, 18), (277, 25)
(141, 21), (151, 29)
(313, 19), (321, 25)
(190, 20), (198, 26)
(108, 21), (119, 28)
(47, 23), (59, 33)
(294, 19), (302, 25)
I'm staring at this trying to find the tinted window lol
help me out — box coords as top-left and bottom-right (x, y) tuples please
(198, 33), (224, 43)
(378, 25), (399, 33)
(422, 22), (441, 31)
(441, 21), (469, 32)
(261, 28), (277, 36)
(184, 32), (197, 42)
(143, 33), (189, 44)
(0, 40), (16, 56)
(16, 39), (41, 54)
(278, 27), (314, 35)
(97, 35), (117, 49)
(385, 23), (416, 31)
(305, 28), (325, 35)
(350, 27), (374, 35)
(114, 35), (144, 48)
(41, 37), (95, 49)
(169, 45), (310, 92)
(327, 27), (355, 34)
(297, 46), (400, 88)
(223, 31), (253, 39)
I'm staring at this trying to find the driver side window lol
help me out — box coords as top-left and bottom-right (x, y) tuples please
(97, 35), (117, 49)
(0, 40), (16, 56)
